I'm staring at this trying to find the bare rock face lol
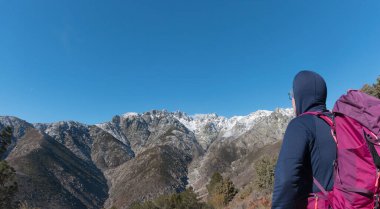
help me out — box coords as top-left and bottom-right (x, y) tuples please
(96, 110), (204, 158)
(0, 108), (294, 209)
(104, 145), (191, 209)
(89, 125), (134, 170)
(34, 121), (93, 162)
(173, 110), (278, 149)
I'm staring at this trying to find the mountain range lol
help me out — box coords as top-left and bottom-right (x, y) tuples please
(0, 108), (293, 209)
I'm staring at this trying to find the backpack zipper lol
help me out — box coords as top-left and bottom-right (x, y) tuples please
(314, 194), (318, 209)
(376, 168), (380, 188)
(333, 160), (342, 185)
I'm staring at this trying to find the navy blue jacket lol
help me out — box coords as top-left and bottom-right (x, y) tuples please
(271, 71), (337, 209)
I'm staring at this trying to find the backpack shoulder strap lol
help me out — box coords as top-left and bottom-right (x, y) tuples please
(301, 111), (337, 143)
(302, 111), (335, 206)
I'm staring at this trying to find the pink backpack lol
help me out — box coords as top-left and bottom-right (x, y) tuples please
(304, 90), (380, 209)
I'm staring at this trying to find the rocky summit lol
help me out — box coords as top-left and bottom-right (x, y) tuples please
(0, 108), (293, 209)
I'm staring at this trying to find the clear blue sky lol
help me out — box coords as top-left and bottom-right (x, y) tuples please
(0, 0), (379, 124)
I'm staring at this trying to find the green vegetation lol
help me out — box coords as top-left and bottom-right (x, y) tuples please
(0, 126), (12, 156)
(129, 187), (212, 209)
(129, 172), (238, 209)
(361, 76), (380, 99)
(238, 184), (253, 200)
(0, 126), (18, 209)
(206, 172), (238, 208)
(253, 155), (277, 194)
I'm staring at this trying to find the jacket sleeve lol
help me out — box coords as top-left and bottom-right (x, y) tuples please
(271, 118), (311, 209)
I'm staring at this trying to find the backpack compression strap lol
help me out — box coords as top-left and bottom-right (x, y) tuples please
(313, 177), (329, 196)
(364, 129), (380, 169)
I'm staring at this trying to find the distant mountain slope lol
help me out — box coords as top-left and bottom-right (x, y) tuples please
(2, 118), (108, 209)
(104, 145), (191, 209)
(187, 109), (292, 198)
(95, 110), (203, 157)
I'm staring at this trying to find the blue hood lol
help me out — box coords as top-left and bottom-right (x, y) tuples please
(293, 71), (327, 116)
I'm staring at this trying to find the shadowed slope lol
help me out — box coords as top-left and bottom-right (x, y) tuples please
(6, 126), (108, 209)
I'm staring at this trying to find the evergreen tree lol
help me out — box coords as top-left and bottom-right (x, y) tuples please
(0, 126), (12, 156)
(206, 172), (237, 208)
(0, 126), (18, 209)
(206, 172), (223, 194)
(220, 178), (238, 205)
(254, 155), (277, 193)
(129, 187), (212, 209)
(361, 76), (380, 99)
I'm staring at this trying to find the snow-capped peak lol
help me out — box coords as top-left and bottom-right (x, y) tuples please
(94, 108), (293, 150)
(172, 110), (273, 139)
(274, 108), (294, 117)
(219, 110), (273, 138)
(122, 112), (139, 118)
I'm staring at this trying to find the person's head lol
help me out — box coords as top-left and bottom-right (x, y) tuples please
(291, 71), (327, 116)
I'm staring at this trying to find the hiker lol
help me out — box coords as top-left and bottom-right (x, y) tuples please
(271, 71), (337, 208)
